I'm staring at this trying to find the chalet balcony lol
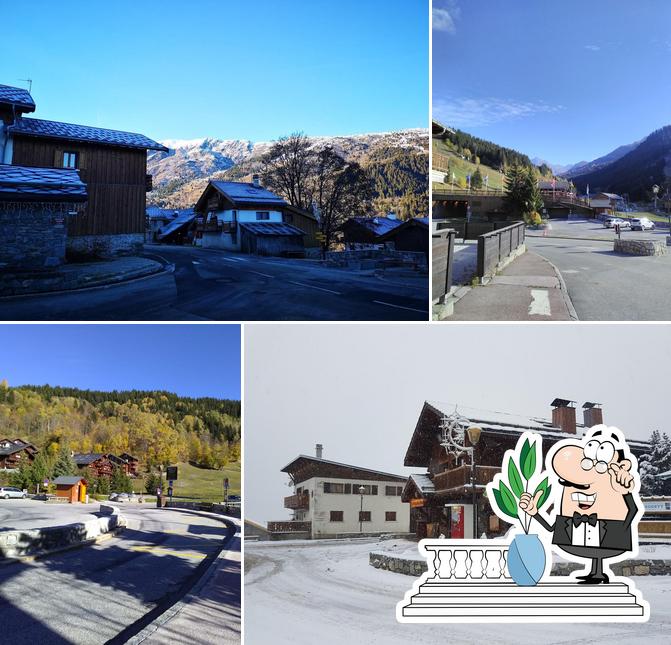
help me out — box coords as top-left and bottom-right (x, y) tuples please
(432, 465), (500, 494)
(145, 174), (153, 192)
(267, 521), (311, 534)
(284, 493), (309, 510)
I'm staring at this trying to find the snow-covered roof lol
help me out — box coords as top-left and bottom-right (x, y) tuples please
(210, 181), (287, 206)
(281, 454), (407, 484)
(0, 164), (87, 202)
(344, 216), (402, 237)
(0, 84), (35, 112)
(239, 222), (305, 237)
(409, 473), (435, 494)
(157, 211), (195, 239)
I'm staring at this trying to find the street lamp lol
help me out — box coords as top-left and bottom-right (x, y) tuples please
(467, 426), (482, 539)
(653, 184), (660, 212)
(359, 485), (366, 533)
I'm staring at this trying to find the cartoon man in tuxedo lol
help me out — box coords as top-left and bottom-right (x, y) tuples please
(519, 427), (640, 585)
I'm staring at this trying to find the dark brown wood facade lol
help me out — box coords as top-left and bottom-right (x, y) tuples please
(0, 439), (38, 469)
(282, 455), (407, 486)
(12, 137), (148, 236)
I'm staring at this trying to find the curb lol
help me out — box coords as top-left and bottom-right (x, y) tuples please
(0, 261), (170, 301)
(526, 233), (616, 242)
(534, 253), (579, 321)
(112, 509), (239, 645)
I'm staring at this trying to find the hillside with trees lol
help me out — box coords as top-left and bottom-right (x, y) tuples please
(0, 381), (240, 474)
(440, 128), (533, 171)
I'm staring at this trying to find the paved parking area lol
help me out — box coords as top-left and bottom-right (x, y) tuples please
(0, 499), (105, 530)
(528, 217), (669, 242)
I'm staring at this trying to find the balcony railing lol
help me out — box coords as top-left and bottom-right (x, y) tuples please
(420, 539), (511, 581)
(284, 493), (309, 510)
(267, 521), (311, 534)
(432, 465), (500, 493)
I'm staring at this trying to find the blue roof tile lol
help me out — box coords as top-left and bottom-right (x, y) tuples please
(0, 84), (35, 111)
(0, 164), (87, 201)
(9, 117), (168, 151)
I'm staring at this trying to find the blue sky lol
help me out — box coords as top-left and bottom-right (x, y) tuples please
(0, 325), (240, 399)
(0, 0), (428, 143)
(433, 1), (671, 165)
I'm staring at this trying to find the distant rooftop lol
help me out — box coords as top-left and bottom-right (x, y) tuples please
(345, 216), (402, 236)
(0, 164), (87, 202)
(0, 84), (35, 112)
(9, 117), (168, 151)
(282, 454), (407, 484)
(209, 181), (287, 206)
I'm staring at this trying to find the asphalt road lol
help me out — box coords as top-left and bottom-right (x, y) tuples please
(0, 246), (428, 321)
(527, 230), (671, 321)
(0, 499), (103, 529)
(0, 505), (231, 644)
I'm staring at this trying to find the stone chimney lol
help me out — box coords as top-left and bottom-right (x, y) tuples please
(252, 174), (261, 188)
(551, 398), (576, 434)
(315, 443), (323, 459)
(582, 402), (603, 428)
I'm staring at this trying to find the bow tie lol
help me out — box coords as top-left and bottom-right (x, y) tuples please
(573, 512), (598, 528)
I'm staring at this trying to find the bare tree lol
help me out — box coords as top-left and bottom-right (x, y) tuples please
(261, 132), (315, 210)
(311, 146), (372, 250)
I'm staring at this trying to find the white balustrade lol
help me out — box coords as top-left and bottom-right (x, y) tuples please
(420, 540), (512, 581)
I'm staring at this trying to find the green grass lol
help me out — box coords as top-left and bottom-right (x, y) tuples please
(432, 139), (506, 191)
(615, 211), (670, 223)
(169, 461), (241, 502)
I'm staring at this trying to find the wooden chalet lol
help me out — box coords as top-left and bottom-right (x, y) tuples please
(0, 438), (38, 469)
(341, 216), (402, 247)
(403, 400), (650, 540)
(378, 216), (429, 258)
(73, 453), (114, 478)
(0, 82), (167, 259)
(118, 453), (140, 477)
(282, 204), (320, 248)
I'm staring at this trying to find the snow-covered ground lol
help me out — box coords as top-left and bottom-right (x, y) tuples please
(245, 538), (671, 645)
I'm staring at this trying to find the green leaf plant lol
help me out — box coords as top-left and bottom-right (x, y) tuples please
(489, 435), (551, 534)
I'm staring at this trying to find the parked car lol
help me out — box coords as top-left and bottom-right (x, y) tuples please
(227, 494), (241, 503)
(604, 217), (630, 229)
(630, 217), (655, 231)
(0, 486), (27, 499)
(109, 492), (135, 502)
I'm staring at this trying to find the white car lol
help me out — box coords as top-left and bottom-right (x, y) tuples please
(630, 217), (655, 231)
(604, 217), (630, 229)
(0, 486), (27, 499)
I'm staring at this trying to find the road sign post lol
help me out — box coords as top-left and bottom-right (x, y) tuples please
(224, 477), (229, 511)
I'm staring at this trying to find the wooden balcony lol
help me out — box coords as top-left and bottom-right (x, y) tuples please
(267, 521), (311, 534)
(432, 465), (500, 494)
(284, 493), (309, 510)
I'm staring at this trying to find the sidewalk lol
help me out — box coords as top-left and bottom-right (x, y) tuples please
(0, 256), (165, 297)
(448, 251), (577, 320)
(140, 521), (241, 645)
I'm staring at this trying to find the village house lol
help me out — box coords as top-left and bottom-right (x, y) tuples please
(589, 192), (626, 214)
(0, 82), (167, 262)
(194, 176), (307, 256)
(0, 438), (38, 470)
(267, 444), (409, 539)
(146, 206), (195, 244)
(402, 399), (650, 540)
(341, 215), (402, 248)
(73, 453), (114, 478)
(118, 453), (139, 477)
(378, 216), (429, 259)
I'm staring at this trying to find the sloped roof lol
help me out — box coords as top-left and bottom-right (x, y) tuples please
(239, 221), (305, 236)
(409, 473), (435, 494)
(0, 164), (87, 202)
(284, 203), (318, 222)
(0, 84), (35, 112)
(158, 211), (196, 239)
(344, 216), (402, 237)
(9, 117), (168, 151)
(211, 181), (287, 206)
(147, 206), (193, 219)
(282, 454), (407, 485)
(378, 216), (429, 241)
(53, 476), (86, 485)
(72, 453), (105, 466)
(0, 438), (36, 456)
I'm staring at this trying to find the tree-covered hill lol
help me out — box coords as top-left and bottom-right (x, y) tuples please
(441, 128), (533, 170)
(0, 381), (240, 471)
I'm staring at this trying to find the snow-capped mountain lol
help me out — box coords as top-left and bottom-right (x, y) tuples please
(147, 129), (428, 207)
(530, 157), (579, 175)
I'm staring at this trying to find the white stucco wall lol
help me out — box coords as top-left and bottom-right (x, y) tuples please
(295, 476), (410, 538)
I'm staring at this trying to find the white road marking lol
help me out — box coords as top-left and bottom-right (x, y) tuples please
(373, 300), (427, 314)
(529, 289), (551, 316)
(192, 261), (202, 265)
(562, 269), (579, 273)
(220, 257), (243, 263)
(289, 281), (341, 295)
(248, 270), (274, 278)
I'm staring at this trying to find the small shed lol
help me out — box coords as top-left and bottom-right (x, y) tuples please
(53, 476), (88, 503)
(341, 216), (402, 247)
(378, 217), (429, 259)
(239, 221), (305, 256)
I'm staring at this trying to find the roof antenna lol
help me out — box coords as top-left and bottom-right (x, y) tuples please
(18, 78), (33, 93)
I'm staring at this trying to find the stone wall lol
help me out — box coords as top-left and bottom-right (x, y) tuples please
(67, 233), (144, 258)
(326, 248), (427, 270)
(369, 550), (671, 577)
(614, 238), (667, 256)
(0, 202), (68, 268)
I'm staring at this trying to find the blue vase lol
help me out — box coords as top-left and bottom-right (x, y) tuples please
(507, 533), (546, 586)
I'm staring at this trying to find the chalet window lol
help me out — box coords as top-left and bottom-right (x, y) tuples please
(353, 484), (378, 495)
(63, 151), (79, 169)
(323, 482), (346, 494)
(330, 511), (344, 522)
(256, 211), (270, 220)
(385, 512), (397, 522)
(359, 511), (371, 522)
(385, 485), (403, 496)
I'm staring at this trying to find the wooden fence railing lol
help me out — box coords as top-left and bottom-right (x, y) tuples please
(432, 228), (456, 303)
(477, 221), (525, 279)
